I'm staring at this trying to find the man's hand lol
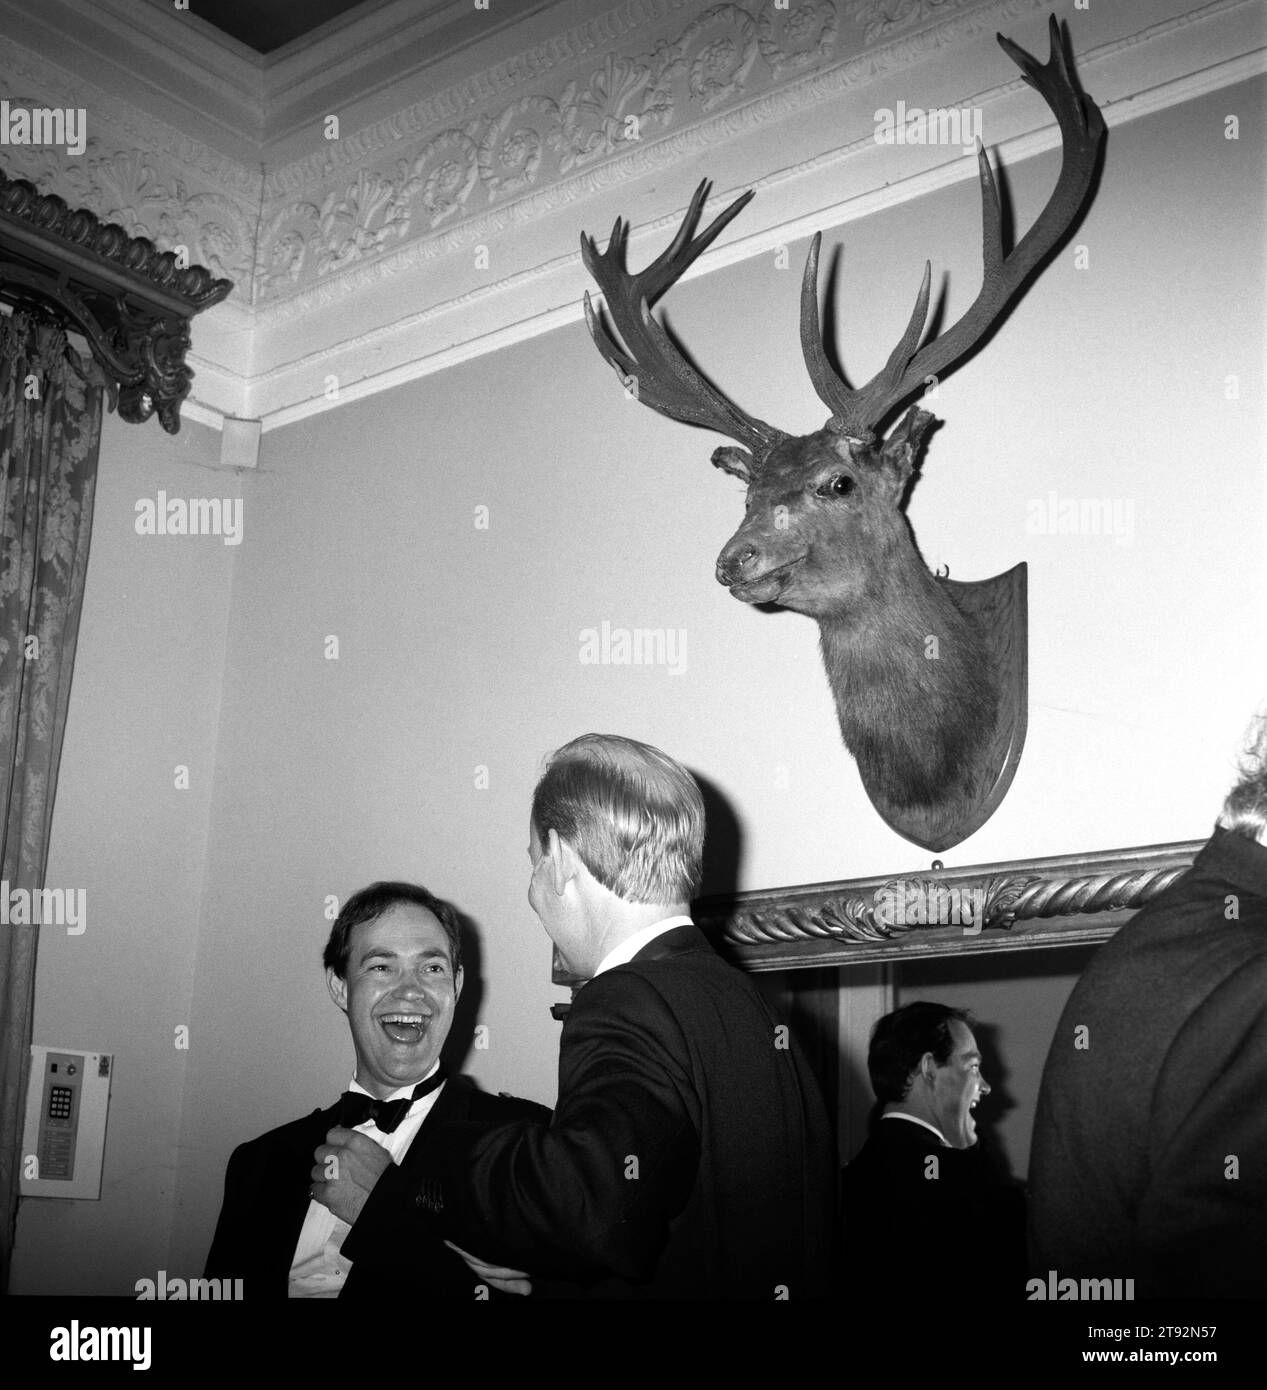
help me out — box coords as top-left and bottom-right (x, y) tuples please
(311, 1127), (392, 1226)
(444, 1240), (533, 1296)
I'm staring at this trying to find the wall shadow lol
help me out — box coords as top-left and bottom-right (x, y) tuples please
(441, 907), (488, 1079)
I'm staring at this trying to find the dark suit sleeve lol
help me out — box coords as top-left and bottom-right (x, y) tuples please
(204, 1141), (254, 1279)
(348, 970), (700, 1283)
(1136, 970), (1267, 1296)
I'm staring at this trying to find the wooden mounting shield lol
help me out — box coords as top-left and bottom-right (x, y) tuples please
(864, 562), (1028, 854)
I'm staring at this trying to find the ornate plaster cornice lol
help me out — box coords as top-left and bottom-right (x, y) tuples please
(250, 0), (1066, 325)
(0, 42), (262, 200)
(261, 0), (703, 199)
(2, 0), (1258, 426)
(255, 0), (1263, 316)
(252, 0), (851, 304)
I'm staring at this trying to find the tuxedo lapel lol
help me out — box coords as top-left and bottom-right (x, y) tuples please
(340, 1080), (479, 1297)
(395, 1078), (471, 1179)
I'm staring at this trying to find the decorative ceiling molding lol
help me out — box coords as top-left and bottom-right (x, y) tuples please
(0, 0), (1258, 429)
(251, 0), (1267, 328)
(0, 44), (263, 200)
(243, 0), (1263, 426)
(252, 0), (848, 304)
(252, 0), (1062, 321)
(260, 0), (702, 197)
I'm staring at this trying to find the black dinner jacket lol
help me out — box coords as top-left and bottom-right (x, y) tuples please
(1029, 826), (1267, 1297)
(348, 924), (838, 1298)
(204, 1074), (549, 1299)
(841, 1116), (1026, 1298)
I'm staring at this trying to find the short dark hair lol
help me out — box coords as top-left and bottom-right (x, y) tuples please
(868, 1001), (973, 1105)
(323, 881), (464, 980)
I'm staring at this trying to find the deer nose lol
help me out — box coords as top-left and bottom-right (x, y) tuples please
(716, 541), (760, 587)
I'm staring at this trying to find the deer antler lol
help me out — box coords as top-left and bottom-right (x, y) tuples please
(581, 180), (787, 464)
(802, 16), (1106, 441)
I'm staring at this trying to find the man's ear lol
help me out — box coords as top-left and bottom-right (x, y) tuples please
(327, 968), (348, 1012)
(453, 965), (464, 1002)
(545, 828), (580, 895)
(918, 1051), (937, 1086)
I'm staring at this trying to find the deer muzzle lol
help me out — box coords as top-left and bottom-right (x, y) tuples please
(715, 537), (806, 604)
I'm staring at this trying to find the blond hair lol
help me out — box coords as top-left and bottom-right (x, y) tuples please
(1220, 714), (1267, 842)
(531, 734), (704, 905)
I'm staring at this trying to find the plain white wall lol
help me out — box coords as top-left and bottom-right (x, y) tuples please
(13, 73), (1264, 1292)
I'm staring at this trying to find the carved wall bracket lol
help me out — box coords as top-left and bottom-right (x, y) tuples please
(0, 169), (232, 433)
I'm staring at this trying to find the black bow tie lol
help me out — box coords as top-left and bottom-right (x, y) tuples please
(337, 1069), (446, 1134)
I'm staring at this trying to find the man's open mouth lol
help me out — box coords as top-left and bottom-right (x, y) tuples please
(379, 1013), (428, 1044)
(728, 555), (806, 605)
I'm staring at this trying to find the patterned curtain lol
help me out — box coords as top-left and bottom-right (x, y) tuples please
(0, 310), (105, 1290)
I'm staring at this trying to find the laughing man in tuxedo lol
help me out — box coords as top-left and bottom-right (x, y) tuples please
(841, 1002), (1026, 1298)
(204, 881), (548, 1298)
(340, 733), (837, 1298)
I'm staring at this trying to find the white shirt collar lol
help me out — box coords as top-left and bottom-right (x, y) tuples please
(347, 1059), (440, 1102)
(594, 915), (693, 976)
(882, 1111), (949, 1146)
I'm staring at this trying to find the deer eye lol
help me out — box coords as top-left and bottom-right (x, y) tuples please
(817, 474), (855, 499)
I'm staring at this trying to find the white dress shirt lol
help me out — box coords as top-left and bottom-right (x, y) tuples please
(288, 1064), (445, 1298)
(594, 915), (693, 976)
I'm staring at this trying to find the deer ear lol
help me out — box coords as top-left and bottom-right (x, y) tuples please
(877, 406), (936, 493)
(711, 446), (755, 482)
(886, 406), (936, 459)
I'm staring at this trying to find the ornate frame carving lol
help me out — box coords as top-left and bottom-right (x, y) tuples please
(0, 169), (232, 433)
(551, 839), (1202, 1000)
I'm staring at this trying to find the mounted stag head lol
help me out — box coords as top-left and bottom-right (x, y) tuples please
(580, 18), (1105, 852)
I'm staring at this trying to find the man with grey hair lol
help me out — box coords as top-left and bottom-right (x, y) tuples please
(344, 733), (836, 1297)
(1030, 716), (1267, 1297)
